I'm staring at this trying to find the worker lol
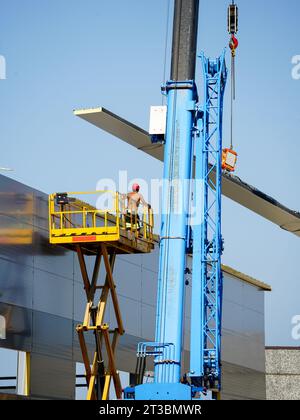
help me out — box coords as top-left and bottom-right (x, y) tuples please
(123, 184), (151, 230)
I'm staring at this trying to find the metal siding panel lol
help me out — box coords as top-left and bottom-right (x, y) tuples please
(183, 316), (191, 352)
(242, 309), (265, 372)
(73, 279), (87, 322)
(115, 334), (141, 374)
(110, 295), (141, 337)
(32, 311), (73, 360)
(141, 303), (156, 340)
(33, 269), (73, 319)
(0, 191), (34, 227)
(222, 361), (266, 400)
(33, 228), (74, 281)
(119, 253), (143, 267)
(222, 300), (244, 334)
(32, 192), (48, 231)
(0, 303), (32, 352)
(222, 272), (266, 374)
(223, 273), (243, 305)
(141, 248), (159, 272)
(0, 258), (33, 309)
(141, 267), (157, 307)
(114, 258), (142, 302)
(0, 175), (36, 195)
(222, 332), (244, 367)
(30, 353), (75, 400)
(0, 215), (34, 268)
(185, 281), (192, 311)
(243, 281), (264, 313)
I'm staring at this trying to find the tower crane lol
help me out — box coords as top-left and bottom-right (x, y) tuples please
(125, 0), (239, 400)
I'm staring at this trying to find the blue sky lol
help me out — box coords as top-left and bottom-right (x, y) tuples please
(1, 0), (300, 353)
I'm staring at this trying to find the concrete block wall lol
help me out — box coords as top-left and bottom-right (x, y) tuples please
(266, 348), (300, 400)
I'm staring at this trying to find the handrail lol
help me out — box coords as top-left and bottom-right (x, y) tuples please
(49, 191), (154, 245)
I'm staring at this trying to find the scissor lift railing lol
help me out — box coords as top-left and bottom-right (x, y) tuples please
(49, 191), (154, 250)
(48, 191), (155, 400)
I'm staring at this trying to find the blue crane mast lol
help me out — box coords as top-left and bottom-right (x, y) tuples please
(125, 0), (238, 400)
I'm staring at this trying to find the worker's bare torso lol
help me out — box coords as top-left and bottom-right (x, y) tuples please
(127, 192), (146, 213)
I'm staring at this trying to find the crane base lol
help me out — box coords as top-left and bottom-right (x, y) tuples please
(126, 383), (191, 400)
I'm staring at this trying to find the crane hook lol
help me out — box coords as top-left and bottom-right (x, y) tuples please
(225, 2), (239, 172)
(229, 34), (239, 56)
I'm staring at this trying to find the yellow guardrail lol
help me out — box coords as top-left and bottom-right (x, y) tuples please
(49, 191), (154, 245)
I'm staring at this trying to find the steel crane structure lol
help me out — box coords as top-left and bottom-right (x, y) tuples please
(125, 0), (233, 400)
(51, 0), (236, 401)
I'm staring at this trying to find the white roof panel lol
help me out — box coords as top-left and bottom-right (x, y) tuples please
(75, 107), (300, 237)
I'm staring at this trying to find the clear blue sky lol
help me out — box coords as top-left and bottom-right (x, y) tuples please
(1, 0), (300, 351)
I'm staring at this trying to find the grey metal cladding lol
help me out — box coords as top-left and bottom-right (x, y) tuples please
(0, 303), (32, 352)
(0, 259), (33, 309)
(113, 257), (142, 302)
(0, 213), (34, 268)
(32, 311), (73, 360)
(33, 192), (49, 231)
(222, 361), (266, 400)
(33, 268), (73, 319)
(141, 303), (156, 340)
(141, 268), (158, 307)
(74, 280), (87, 321)
(242, 280), (264, 313)
(110, 295), (142, 337)
(30, 353), (75, 400)
(0, 175), (35, 195)
(222, 274), (243, 305)
(33, 227), (73, 279)
(141, 250), (158, 272)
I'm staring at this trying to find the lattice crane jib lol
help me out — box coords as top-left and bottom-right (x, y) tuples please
(190, 52), (227, 392)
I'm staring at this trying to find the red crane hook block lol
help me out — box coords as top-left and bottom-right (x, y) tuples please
(229, 34), (239, 51)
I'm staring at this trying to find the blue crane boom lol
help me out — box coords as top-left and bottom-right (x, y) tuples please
(125, 0), (231, 400)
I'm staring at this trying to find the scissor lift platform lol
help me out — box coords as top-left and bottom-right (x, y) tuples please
(49, 191), (155, 400)
(49, 191), (155, 255)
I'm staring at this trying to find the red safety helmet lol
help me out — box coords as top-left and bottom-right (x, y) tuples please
(132, 183), (140, 192)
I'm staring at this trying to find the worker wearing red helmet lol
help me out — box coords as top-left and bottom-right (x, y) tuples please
(124, 184), (151, 230)
(127, 184), (151, 212)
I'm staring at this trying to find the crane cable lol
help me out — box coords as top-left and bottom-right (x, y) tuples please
(228, 1), (239, 151)
(229, 34), (238, 149)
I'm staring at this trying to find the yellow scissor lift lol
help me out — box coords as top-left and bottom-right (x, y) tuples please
(49, 191), (155, 400)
